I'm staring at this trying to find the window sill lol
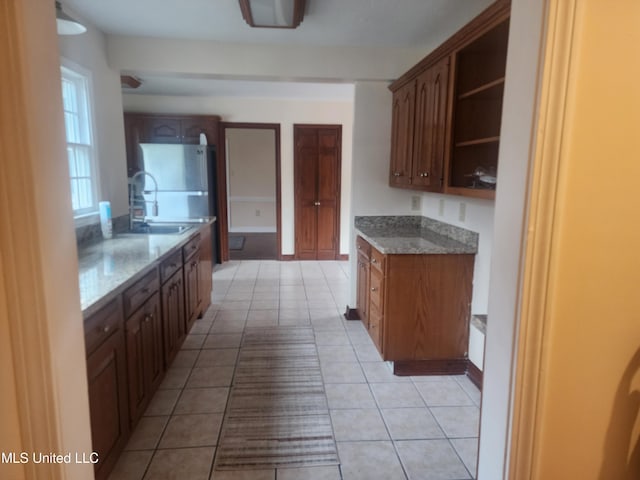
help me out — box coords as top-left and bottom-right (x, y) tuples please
(74, 211), (99, 228)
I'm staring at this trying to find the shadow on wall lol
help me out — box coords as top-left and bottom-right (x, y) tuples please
(599, 348), (640, 479)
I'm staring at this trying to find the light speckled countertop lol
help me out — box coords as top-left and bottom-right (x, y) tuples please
(78, 219), (215, 316)
(354, 216), (478, 255)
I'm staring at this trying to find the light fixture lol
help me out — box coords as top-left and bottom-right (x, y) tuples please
(55, 1), (86, 35)
(239, 0), (305, 29)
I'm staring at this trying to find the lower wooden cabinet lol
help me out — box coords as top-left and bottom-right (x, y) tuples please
(162, 268), (186, 366)
(125, 291), (163, 426)
(199, 224), (213, 313)
(184, 242), (202, 334)
(355, 236), (474, 374)
(85, 297), (129, 480)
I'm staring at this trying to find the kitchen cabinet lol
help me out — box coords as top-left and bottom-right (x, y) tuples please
(389, 56), (450, 191)
(355, 236), (474, 375)
(84, 297), (129, 480)
(162, 266), (186, 366)
(125, 290), (163, 426)
(123, 113), (220, 176)
(388, 0), (510, 200)
(355, 236), (371, 323)
(199, 224), (213, 313)
(183, 233), (202, 333)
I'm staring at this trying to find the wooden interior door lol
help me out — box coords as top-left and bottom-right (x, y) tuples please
(294, 125), (341, 260)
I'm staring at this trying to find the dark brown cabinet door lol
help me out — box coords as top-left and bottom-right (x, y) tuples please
(294, 125), (341, 260)
(389, 82), (415, 186)
(86, 327), (128, 480)
(146, 117), (182, 144)
(184, 249), (201, 334)
(162, 269), (185, 366)
(181, 117), (218, 145)
(125, 292), (163, 426)
(356, 251), (370, 325)
(412, 56), (449, 190)
(199, 225), (213, 313)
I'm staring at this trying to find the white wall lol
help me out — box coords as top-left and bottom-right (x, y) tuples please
(421, 194), (494, 314)
(226, 128), (277, 232)
(123, 94), (354, 255)
(478, 0), (546, 477)
(58, 16), (128, 218)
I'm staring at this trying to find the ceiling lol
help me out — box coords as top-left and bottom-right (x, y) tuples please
(62, 0), (493, 97)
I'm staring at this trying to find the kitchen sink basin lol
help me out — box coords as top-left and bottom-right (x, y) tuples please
(127, 224), (194, 235)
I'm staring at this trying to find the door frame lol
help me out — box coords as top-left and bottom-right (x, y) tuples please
(293, 123), (343, 260)
(217, 122), (282, 261)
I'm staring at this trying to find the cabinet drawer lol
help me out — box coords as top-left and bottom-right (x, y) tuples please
(160, 250), (182, 284)
(370, 247), (385, 273)
(84, 297), (123, 356)
(183, 233), (201, 261)
(123, 268), (159, 318)
(369, 267), (385, 311)
(356, 236), (371, 258)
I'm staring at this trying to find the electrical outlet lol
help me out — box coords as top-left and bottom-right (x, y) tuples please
(438, 199), (445, 216)
(411, 196), (421, 211)
(255, 209), (261, 217)
(458, 202), (466, 222)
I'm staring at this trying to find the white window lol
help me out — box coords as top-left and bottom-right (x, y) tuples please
(60, 62), (99, 219)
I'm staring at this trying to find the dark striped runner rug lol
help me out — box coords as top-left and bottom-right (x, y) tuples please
(214, 327), (339, 470)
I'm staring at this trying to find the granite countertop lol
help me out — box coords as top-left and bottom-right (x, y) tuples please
(78, 218), (215, 316)
(354, 216), (478, 255)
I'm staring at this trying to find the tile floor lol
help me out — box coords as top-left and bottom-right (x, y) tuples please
(109, 260), (481, 480)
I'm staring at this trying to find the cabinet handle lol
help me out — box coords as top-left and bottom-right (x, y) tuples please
(371, 258), (377, 264)
(357, 245), (361, 250)
(371, 287), (377, 292)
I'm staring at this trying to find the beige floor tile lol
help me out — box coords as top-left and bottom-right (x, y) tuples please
(370, 383), (425, 409)
(210, 469), (275, 480)
(196, 348), (239, 367)
(277, 466), (340, 480)
(453, 375), (482, 406)
(247, 309), (279, 321)
(360, 362), (411, 383)
(337, 441), (406, 480)
(381, 408), (445, 440)
(430, 406), (480, 438)
(174, 388), (230, 414)
(145, 447), (215, 480)
(159, 367), (192, 390)
(314, 330), (351, 346)
(215, 310), (249, 322)
(186, 366), (235, 388)
(219, 301), (252, 311)
(321, 362), (366, 384)
(278, 315), (311, 326)
(395, 439), (470, 480)
(158, 413), (223, 448)
(173, 349), (200, 368)
(249, 300), (280, 310)
(330, 408), (389, 441)
(144, 389), (181, 416)
(190, 319), (214, 335)
(353, 343), (383, 362)
(450, 438), (479, 478)
(317, 345), (358, 364)
(107, 450), (153, 480)
(325, 383), (376, 409)
(125, 416), (169, 451)
(211, 319), (247, 334)
(415, 379), (475, 407)
(183, 334), (207, 350)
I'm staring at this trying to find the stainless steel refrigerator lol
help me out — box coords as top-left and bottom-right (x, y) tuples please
(132, 143), (219, 261)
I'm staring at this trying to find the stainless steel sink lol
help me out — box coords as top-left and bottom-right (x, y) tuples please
(127, 224), (194, 235)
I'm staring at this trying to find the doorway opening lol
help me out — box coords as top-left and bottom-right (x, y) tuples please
(219, 123), (281, 260)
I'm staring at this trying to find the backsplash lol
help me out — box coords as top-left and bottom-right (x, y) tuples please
(75, 214), (129, 248)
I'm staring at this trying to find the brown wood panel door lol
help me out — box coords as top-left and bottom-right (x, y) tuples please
(294, 125), (341, 260)
(389, 81), (415, 186)
(181, 117), (219, 145)
(146, 117), (182, 143)
(412, 56), (450, 190)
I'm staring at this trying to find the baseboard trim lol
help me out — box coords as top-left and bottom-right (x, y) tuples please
(336, 254), (349, 261)
(280, 254), (295, 261)
(466, 361), (483, 390)
(343, 306), (360, 320)
(393, 358), (468, 376)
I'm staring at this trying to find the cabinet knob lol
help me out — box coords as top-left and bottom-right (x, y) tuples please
(314, 201), (321, 206)
(102, 325), (111, 334)
(371, 258), (377, 264)
(420, 172), (430, 177)
(371, 287), (377, 292)
(393, 172), (401, 177)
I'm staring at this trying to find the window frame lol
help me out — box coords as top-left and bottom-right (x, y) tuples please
(60, 58), (100, 225)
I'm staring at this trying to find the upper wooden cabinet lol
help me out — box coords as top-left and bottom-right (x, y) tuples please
(123, 113), (220, 176)
(389, 0), (510, 199)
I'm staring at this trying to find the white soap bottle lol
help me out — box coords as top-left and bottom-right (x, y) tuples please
(99, 201), (113, 239)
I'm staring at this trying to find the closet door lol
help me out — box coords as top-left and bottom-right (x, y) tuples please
(294, 125), (342, 260)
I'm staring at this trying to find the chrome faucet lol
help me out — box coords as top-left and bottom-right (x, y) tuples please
(129, 170), (159, 230)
